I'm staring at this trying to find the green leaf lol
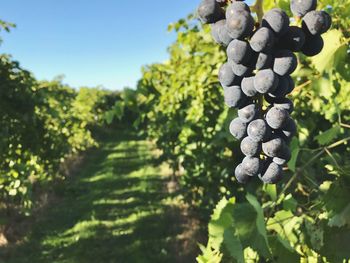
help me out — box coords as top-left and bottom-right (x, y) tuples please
(283, 194), (298, 212)
(311, 30), (346, 73)
(268, 235), (300, 263)
(223, 227), (244, 263)
(315, 126), (341, 145)
(304, 219), (324, 251)
(263, 184), (277, 201)
(288, 138), (299, 172)
(246, 193), (271, 258)
(328, 204), (350, 227)
(267, 210), (302, 245)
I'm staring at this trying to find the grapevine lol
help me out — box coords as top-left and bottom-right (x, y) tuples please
(197, 0), (331, 184)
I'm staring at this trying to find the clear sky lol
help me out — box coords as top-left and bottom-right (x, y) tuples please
(0, 0), (199, 90)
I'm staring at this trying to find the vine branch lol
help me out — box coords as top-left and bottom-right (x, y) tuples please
(251, 0), (265, 24)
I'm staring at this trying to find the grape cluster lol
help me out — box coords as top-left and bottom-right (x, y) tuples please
(197, 0), (331, 184)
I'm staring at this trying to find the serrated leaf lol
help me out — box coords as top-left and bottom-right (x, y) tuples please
(315, 126), (341, 146)
(246, 193), (271, 258)
(328, 204), (350, 227)
(223, 227), (244, 263)
(269, 235), (300, 263)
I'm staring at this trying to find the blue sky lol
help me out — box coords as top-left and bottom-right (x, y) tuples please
(0, 0), (199, 90)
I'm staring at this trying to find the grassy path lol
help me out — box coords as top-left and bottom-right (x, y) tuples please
(1, 130), (198, 263)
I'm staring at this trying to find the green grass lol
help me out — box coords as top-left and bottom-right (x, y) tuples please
(1, 129), (195, 263)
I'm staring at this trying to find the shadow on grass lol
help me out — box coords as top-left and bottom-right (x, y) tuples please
(0, 128), (196, 263)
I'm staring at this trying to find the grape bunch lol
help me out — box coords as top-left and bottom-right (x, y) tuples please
(197, 0), (331, 184)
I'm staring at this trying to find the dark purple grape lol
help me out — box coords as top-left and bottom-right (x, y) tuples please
(266, 107), (289, 129)
(218, 62), (241, 87)
(227, 39), (253, 64)
(259, 161), (283, 184)
(235, 164), (251, 183)
(230, 61), (253, 77)
(282, 118), (297, 139)
(226, 2), (251, 18)
(273, 146), (291, 165)
(291, 0), (317, 17)
(262, 8), (289, 36)
(211, 21), (224, 45)
(250, 27), (275, 52)
(273, 50), (298, 76)
(262, 137), (285, 157)
(224, 86), (245, 108)
(301, 34), (324, 57)
(254, 69), (279, 94)
(241, 137), (261, 157)
(302, 11), (332, 35)
(218, 20), (234, 46)
(241, 76), (257, 97)
(198, 0), (225, 24)
(277, 26), (306, 52)
(242, 156), (262, 176)
(256, 52), (273, 70)
(226, 12), (254, 39)
(286, 76), (295, 93)
(247, 119), (271, 142)
(268, 76), (290, 98)
(238, 103), (258, 123)
(274, 98), (294, 114)
(230, 118), (247, 140)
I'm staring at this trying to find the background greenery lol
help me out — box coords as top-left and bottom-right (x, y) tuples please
(1, 0), (350, 262)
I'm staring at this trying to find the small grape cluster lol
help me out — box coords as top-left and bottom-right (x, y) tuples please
(197, 0), (331, 184)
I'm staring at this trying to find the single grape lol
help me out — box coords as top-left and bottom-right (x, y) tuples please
(241, 136), (261, 157)
(235, 164), (251, 183)
(273, 50), (298, 76)
(241, 76), (257, 97)
(256, 52), (273, 70)
(301, 34), (324, 57)
(286, 76), (295, 93)
(259, 161), (283, 184)
(198, 0), (225, 24)
(247, 119), (271, 142)
(282, 118), (297, 140)
(264, 94), (278, 104)
(302, 11), (332, 35)
(274, 98), (294, 114)
(291, 0), (317, 17)
(226, 2), (251, 18)
(238, 103), (258, 123)
(250, 27), (275, 52)
(230, 61), (253, 77)
(211, 20), (224, 45)
(218, 62), (241, 87)
(262, 137), (285, 157)
(254, 69), (279, 94)
(226, 12), (254, 39)
(227, 39), (253, 64)
(268, 76), (290, 98)
(277, 26), (306, 52)
(242, 156), (262, 176)
(262, 8), (289, 36)
(273, 146), (291, 165)
(230, 118), (247, 140)
(224, 86), (245, 108)
(266, 106), (289, 129)
(218, 20), (234, 46)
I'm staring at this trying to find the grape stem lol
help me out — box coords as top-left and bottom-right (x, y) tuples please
(251, 0), (264, 23)
(251, 0), (265, 116)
